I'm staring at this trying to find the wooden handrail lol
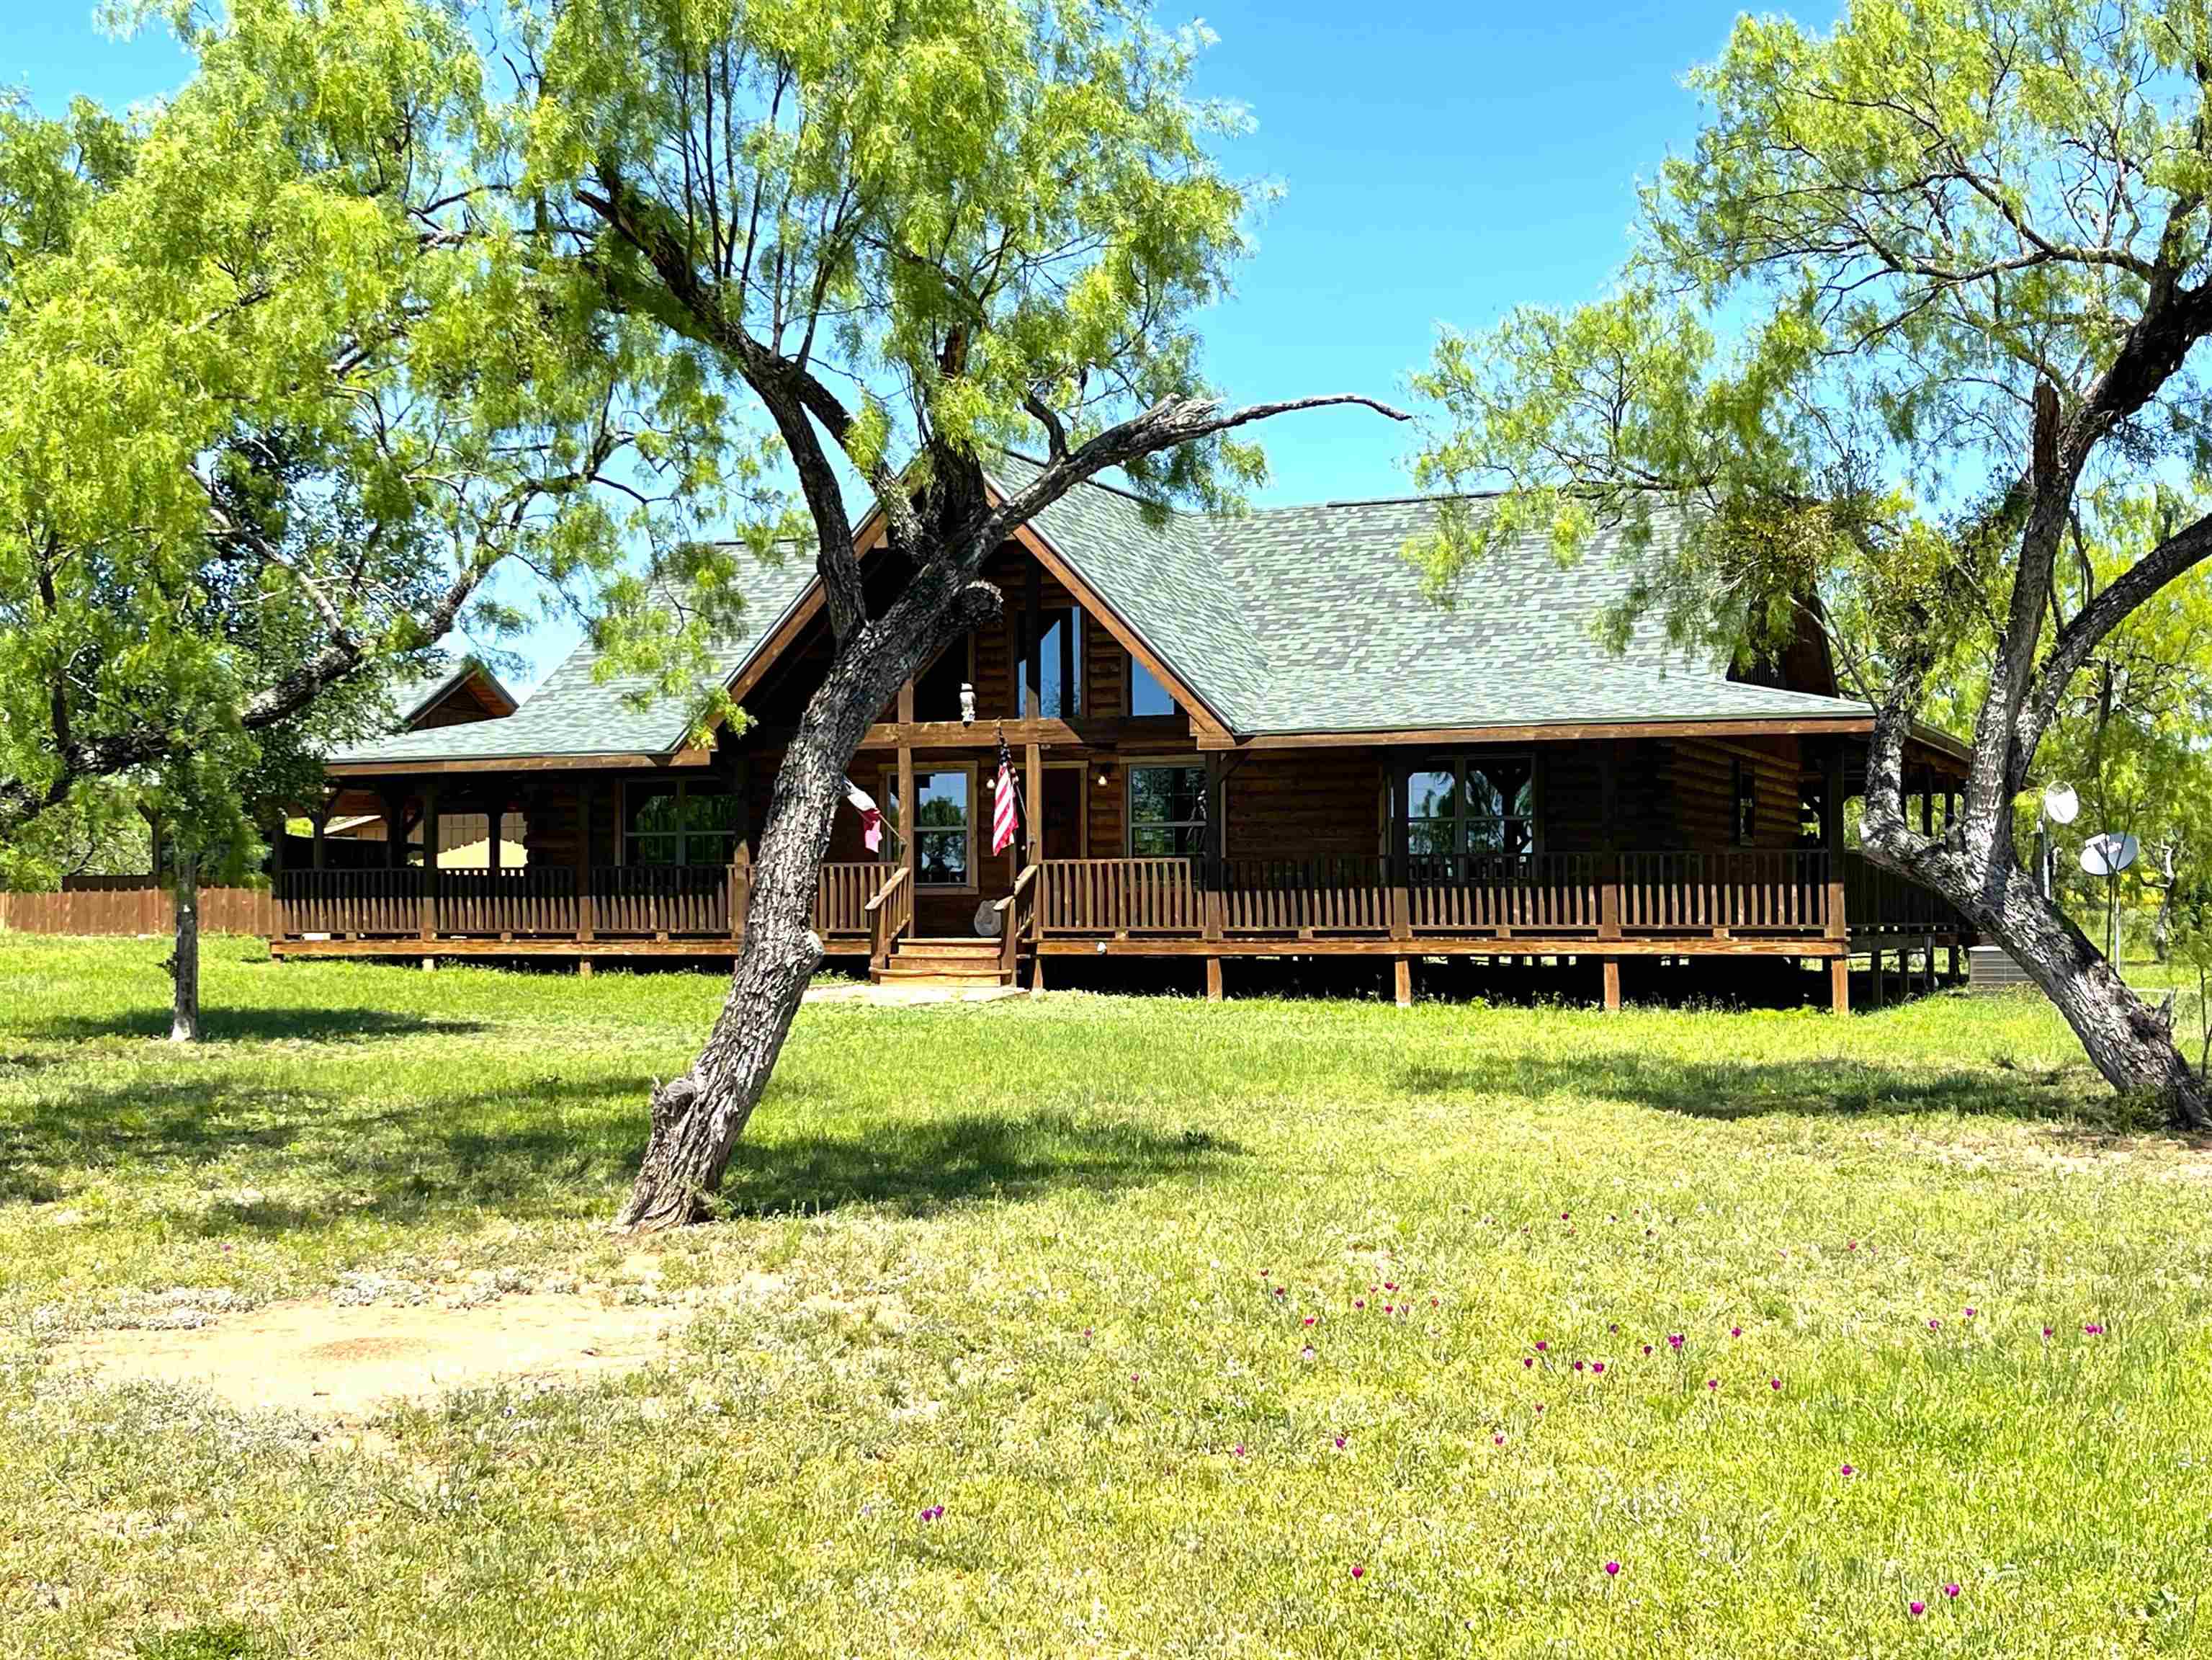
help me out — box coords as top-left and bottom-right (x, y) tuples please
(993, 862), (1039, 913)
(997, 862), (1040, 979)
(864, 865), (910, 913)
(867, 863), (914, 972)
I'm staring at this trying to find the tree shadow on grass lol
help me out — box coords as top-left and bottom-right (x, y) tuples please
(1396, 1051), (2157, 1134)
(717, 1111), (1244, 1218)
(17, 1009), (492, 1045)
(7, 1056), (1244, 1227)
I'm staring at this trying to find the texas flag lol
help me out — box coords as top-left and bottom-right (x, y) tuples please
(843, 779), (885, 853)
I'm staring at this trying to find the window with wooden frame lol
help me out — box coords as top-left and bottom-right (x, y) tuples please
(1407, 755), (1536, 874)
(1127, 762), (1208, 857)
(622, 781), (743, 866)
(884, 766), (976, 889)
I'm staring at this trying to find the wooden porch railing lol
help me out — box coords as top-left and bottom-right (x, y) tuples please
(590, 865), (731, 936)
(1409, 853), (1605, 934)
(1842, 852), (1970, 935)
(1618, 851), (1832, 936)
(277, 869), (424, 937)
(1220, 856), (1393, 934)
(432, 869), (578, 937)
(271, 849), (1969, 952)
(818, 862), (885, 939)
(1039, 857), (1201, 934)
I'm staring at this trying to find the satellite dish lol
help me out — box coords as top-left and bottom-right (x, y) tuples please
(2042, 783), (2080, 826)
(2079, 831), (2139, 877)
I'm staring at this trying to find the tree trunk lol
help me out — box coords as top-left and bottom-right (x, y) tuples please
(613, 733), (841, 1230)
(614, 576), (998, 1231)
(1900, 839), (2208, 1128)
(168, 849), (201, 1044)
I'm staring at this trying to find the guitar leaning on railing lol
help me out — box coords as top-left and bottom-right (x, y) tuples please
(864, 865), (913, 973)
(995, 863), (1040, 983)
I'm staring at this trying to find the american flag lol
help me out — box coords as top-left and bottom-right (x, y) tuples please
(990, 748), (1020, 856)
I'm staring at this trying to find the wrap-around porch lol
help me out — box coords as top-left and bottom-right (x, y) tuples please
(272, 844), (1969, 1009)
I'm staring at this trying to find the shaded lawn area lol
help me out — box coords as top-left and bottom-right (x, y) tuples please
(3, 933), (2211, 1658)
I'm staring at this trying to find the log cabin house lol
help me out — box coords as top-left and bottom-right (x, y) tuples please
(279, 456), (1973, 1009)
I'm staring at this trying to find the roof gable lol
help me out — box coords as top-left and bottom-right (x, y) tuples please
(329, 463), (1871, 770)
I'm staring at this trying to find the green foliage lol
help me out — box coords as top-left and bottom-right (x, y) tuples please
(0, 778), (148, 891)
(0, 0), (754, 857)
(1409, 0), (2212, 710)
(7, 936), (2212, 1654)
(518, 0), (1270, 522)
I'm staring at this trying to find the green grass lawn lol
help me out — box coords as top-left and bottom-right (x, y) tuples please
(4, 933), (2211, 1658)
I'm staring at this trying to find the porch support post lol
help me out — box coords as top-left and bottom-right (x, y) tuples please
(1389, 759), (1412, 941)
(729, 757), (748, 942)
(1599, 741), (1622, 942)
(1205, 956), (1223, 1001)
(897, 740), (916, 894)
(420, 782), (439, 943)
(1026, 741), (1044, 866)
(1830, 955), (1850, 1015)
(1394, 955), (1413, 1008)
(489, 792), (503, 875)
(576, 781), (595, 942)
(381, 787), (404, 870)
(1202, 752), (1226, 943)
(1602, 956), (1621, 1012)
(310, 801), (328, 870)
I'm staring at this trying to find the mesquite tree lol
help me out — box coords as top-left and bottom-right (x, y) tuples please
(1, 4), (734, 1036)
(1411, 0), (2212, 1128)
(503, 0), (1402, 1228)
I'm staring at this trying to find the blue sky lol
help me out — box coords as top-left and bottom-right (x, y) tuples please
(13, 1), (1768, 690)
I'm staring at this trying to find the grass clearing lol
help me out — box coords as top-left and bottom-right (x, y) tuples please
(4, 932), (2211, 1656)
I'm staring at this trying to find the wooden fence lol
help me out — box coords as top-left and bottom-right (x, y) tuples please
(0, 882), (279, 937)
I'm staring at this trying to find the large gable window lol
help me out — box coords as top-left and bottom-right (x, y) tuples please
(1407, 756), (1536, 873)
(1127, 651), (1177, 718)
(1034, 607), (1082, 718)
(1128, 763), (1207, 857)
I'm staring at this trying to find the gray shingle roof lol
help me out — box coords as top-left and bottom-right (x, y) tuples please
(328, 552), (817, 765)
(996, 454), (1866, 734)
(331, 465), (1867, 768)
(380, 656), (516, 726)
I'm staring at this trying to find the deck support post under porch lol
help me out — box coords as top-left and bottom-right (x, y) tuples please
(420, 782), (439, 944)
(1394, 956), (1412, 1008)
(1602, 958), (1621, 1012)
(1830, 956), (1850, 1014)
(1206, 956), (1223, 1001)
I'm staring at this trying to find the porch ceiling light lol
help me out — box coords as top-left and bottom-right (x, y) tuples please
(959, 682), (976, 726)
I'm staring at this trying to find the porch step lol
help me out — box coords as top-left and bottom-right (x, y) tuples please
(871, 934), (1016, 987)
(871, 960), (1013, 987)
(893, 938), (1006, 961)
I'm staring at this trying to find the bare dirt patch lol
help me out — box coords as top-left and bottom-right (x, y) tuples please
(53, 1290), (687, 1417)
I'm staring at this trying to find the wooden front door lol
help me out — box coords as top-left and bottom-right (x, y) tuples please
(1041, 767), (1085, 860)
